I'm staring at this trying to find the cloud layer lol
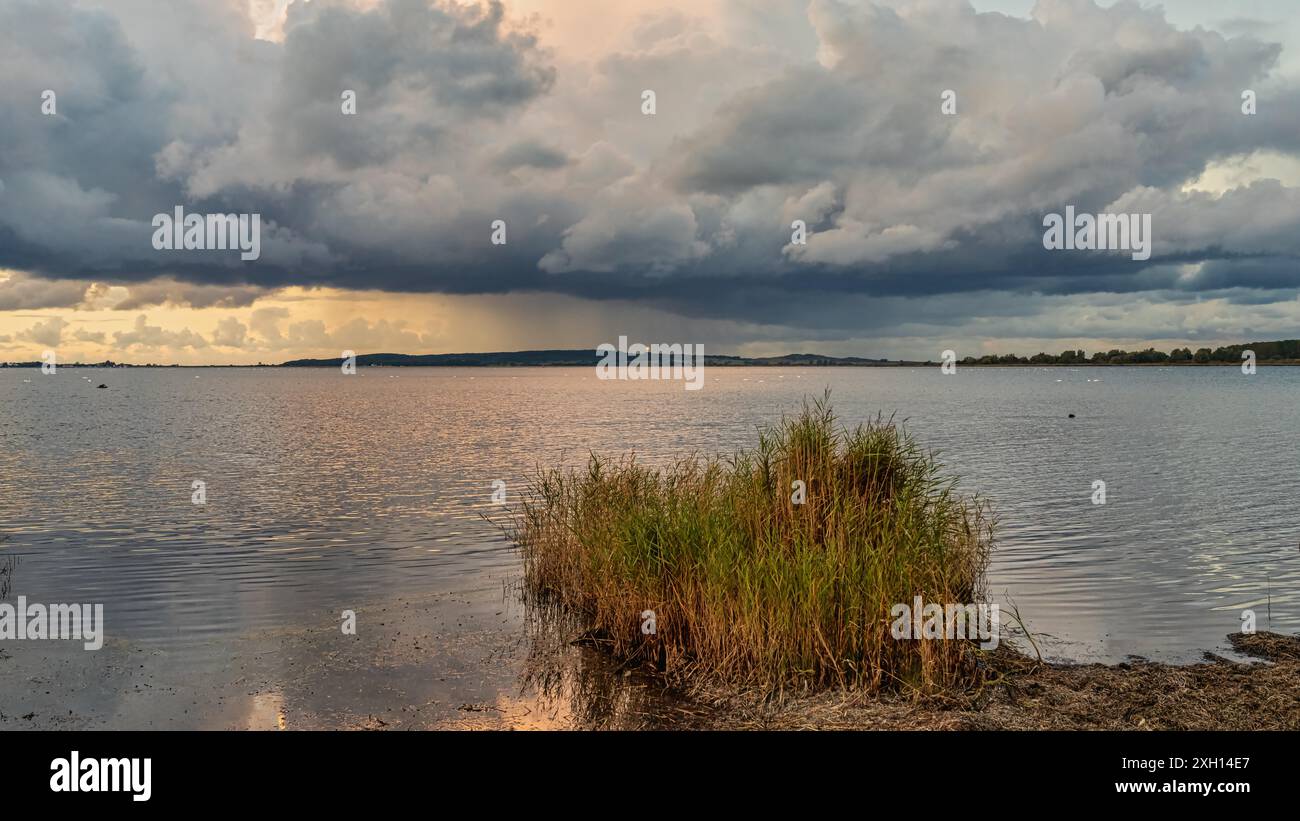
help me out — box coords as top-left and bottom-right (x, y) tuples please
(2, 0), (1300, 357)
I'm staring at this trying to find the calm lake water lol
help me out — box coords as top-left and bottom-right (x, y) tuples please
(1, 366), (1297, 728)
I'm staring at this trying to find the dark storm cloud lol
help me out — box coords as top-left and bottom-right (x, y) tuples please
(2, 0), (1300, 335)
(491, 140), (571, 172)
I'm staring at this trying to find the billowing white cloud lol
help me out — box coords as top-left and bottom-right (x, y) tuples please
(17, 315), (68, 347)
(114, 314), (209, 350)
(211, 316), (249, 348)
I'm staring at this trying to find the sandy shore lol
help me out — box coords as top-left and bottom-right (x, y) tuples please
(681, 632), (1300, 730)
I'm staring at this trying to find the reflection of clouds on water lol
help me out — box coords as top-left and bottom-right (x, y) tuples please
(1, 367), (1298, 727)
(514, 601), (708, 730)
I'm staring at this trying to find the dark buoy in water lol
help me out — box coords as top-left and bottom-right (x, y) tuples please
(1068, 413), (1075, 418)
(96, 384), (107, 389)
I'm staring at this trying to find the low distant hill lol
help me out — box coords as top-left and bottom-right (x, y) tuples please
(9, 341), (1300, 369)
(282, 350), (597, 367)
(278, 350), (906, 367)
(277, 340), (1300, 367)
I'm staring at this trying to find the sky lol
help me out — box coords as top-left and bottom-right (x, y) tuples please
(3, 0), (1300, 364)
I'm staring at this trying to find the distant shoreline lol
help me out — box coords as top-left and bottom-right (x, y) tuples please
(5, 340), (1300, 369)
(8, 361), (1300, 368)
(7, 361), (1300, 369)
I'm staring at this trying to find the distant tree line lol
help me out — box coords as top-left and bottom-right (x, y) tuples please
(960, 339), (1300, 365)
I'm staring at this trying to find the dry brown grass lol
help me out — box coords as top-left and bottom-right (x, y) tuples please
(515, 394), (994, 697)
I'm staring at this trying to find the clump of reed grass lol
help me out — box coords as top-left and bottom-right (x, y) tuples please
(515, 393), (994, 697)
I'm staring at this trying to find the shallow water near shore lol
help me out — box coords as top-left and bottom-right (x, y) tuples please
(1, 366), (1297, 728)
